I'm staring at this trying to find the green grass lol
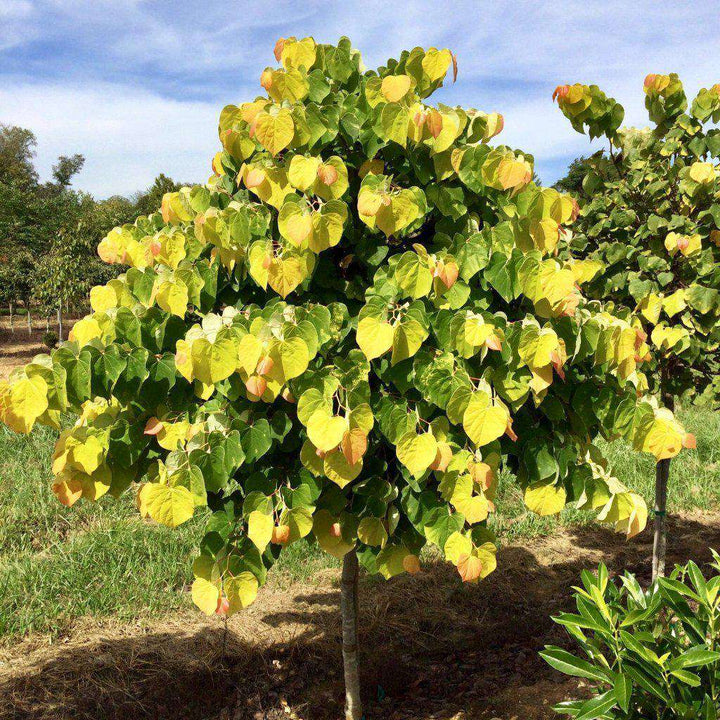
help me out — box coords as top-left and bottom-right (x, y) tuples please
(0, 405), (718, 642)
(490, 402), (720, 539)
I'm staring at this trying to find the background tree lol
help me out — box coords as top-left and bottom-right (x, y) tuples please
(0, 38), (693, 720)
(554, 76), (718, 578)
(0, 125), (179, 332)
(132, 173), (184, 217)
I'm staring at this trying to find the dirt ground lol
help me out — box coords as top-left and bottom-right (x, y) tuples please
(0, 318), (77, 379)
(2, 511), (720, 720)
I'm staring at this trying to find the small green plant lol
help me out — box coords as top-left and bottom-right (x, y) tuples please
(541, 556), (720, 719)
(42, 330), (58, 348)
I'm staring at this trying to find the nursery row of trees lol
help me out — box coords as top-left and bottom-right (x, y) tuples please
(0, 124), (183, 338)
(0, 37), (718, 720)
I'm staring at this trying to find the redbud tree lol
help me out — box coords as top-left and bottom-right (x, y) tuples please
(554, 75), (717, 579)
(0, 38), (690, 719)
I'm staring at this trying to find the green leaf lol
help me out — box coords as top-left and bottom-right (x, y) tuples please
(540, 646), (611, 683)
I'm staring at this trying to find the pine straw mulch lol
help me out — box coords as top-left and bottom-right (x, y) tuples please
(3, 511), (720, 720)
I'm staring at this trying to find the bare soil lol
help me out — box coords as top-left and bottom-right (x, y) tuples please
(2, 511), (720, 720)
(0, 318), (77, 379)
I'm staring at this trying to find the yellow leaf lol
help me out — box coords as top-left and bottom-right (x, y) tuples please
(444, 531), (472, 564)
(69, 317), (102, 346)
(381, 74), (412, 103)
(191, 337), (237, 385)
(253, 108), (294, 155)
(288, 155), (321, 192)
(307, 410), (347, 452)
(90, 285), (118, 313)
(174, 339), (194, 382)
(662, 290), (687, 318)
(524, 481), (566, 516)
(192, 577), (220, 615)
(278, 202), (313, 246)
(357, 517), (388, 547)
(324, 448), (363, 488)
(356, 316), (394, 360)
(267, 255), (310, 298)
(156, 279), (189, 317)
(225, 572), (259, 614)
(248, 510), (274, 553)
(268, 336), (309, 381)
(396, 431), (438, 478)
(237, 334), (263, 375)
(391, 317), (427, 365)
(640, 412), (685, 461)
(462, 394), (508, 446)
(421, 48), (452, 82)
(138, 483), (195, 527)
(1, 375), (48, 434)
(689, 161), (715, 184)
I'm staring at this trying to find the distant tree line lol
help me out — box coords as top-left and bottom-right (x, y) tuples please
(0, 124), (184, 338)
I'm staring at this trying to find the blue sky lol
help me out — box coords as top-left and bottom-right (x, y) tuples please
(1, 0), (718, 198)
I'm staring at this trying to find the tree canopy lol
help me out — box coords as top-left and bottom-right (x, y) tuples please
(0, 38), (693, 617)
(554, 77), (720, 401)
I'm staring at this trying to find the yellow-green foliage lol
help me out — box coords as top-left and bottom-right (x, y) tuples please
(555, 75), (720, 401)
(0, 38), (693, 618)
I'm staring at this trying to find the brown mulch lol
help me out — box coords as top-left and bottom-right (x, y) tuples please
(2, 511), (720, 720)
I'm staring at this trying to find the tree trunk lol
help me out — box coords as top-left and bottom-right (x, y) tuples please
(9, 303), (13, 333)
(652, 457), (671, 581)
(341, 550), (362, 720)
(57, 307), (63, 343)
(652, 387), (675, 582)
(26, 308), (31, 336)
(45, 316), (50, 332)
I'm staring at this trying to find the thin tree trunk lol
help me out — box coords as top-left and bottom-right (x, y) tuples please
(652, 457), (671, 581)
(45, 316), (50, 332)
(9, 303), (13, 333)
(341, 550), (362, 720)
(57, 307), (63, 343)
(26, 308), (31, 336)
(652, 385), (675, 582)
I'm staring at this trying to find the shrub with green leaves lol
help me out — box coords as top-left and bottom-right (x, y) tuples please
(0, 38), (692, 616)
(553, 77), (720, 403)
(542, 556), (720, 719)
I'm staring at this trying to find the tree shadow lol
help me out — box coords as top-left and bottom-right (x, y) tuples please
(2, 514), (719, 720)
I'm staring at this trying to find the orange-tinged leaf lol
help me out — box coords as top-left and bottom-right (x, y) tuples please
(256, 356), (274, 376)
(246, 375), (267, 398)
(457, 553), (483, 583)
(52, 477), (83, 507)
(244, 168), (266, 188)
(430, 442), (453, 472)
(403, 554), (421, 574)
(341, 427), (368, 465)
(271, 524), (291, 545)
(274, 38), (285, 62)
(317, 164), (338, 186)
(144, 417), (163, 436)
(683, 433), (697, 449)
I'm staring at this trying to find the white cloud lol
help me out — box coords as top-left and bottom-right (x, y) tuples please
(0, 81), (223, 197)
(2, 0), (719, 195)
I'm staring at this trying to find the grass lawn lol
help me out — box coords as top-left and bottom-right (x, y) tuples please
(1, 403), (718, 642)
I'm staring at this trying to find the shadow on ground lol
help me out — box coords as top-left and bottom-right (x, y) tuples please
(3, 513), (720, 720)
